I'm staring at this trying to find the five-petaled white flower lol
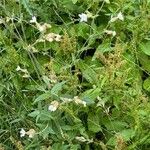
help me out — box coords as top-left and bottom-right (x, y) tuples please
(79, 13), (88, 22)
(48, 101), (59, 112)
(30, 16), (37, 23)
(20, 128), (26, 137)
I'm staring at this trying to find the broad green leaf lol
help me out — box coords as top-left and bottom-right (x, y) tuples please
(74, 23), (90, 39)
(51, 81), (66, 96)
(81, 88), (101, 102)
(52, 143), (69, 150)
(105, 121), (128, 131)
(38, 110), (54, 121)
(77, 61), (97, 84)
(96, 42), (112, 53)
(28, 110), (40, 117)
(140, 41), (150, 56)
(120, 129), (135, 141)
(107, 129), (135, 146)
(143, 77), (150, 92)
(34, 92), (51, 103)
(137, 52), (150, 72)
(88, 113), (102, 133)
(37, 124), (55, 139)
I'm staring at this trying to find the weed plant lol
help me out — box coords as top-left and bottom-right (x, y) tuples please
(0, 0), (150, 150)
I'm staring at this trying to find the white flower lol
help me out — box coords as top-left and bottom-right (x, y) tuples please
(36, 23), (51, 32)
(74, 96), (86, 107)
(30, 16), (37, 23)
(117, 12), (124, 21)
(109, 12), (124, 23)
(48, 101), (59, 112)
(55, 34), (61, 42)
(44, 33), (61, 42)
(110, 16), (118, 23)
(75, 136), (87, 142)
(16, 66), (21, 71)
(79, 13), (88, 22)
(20, 128), (26, 137)
(26, 129), (36, 138)
(104, 30), (116, 37)
(16, 66), (28, 73)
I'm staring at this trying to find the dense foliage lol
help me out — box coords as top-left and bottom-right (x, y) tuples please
(0, 0), (150, 149)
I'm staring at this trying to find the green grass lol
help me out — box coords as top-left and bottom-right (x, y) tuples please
(0, 0), (150, 150)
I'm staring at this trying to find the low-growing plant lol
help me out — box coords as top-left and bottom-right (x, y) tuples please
(0, 0), (150, 150)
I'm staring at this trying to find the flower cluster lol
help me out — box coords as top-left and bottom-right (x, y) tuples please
(48, 96), (86, 112)
(110, 12), (124, 23)
(43, 33), (62, 42)
(74, 96), (86, 107)
(20, 128), (36, 138)
(29, 16), (62, 43)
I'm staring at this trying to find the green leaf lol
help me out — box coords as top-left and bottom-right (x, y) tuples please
(81, 88), (101, 102)
(34, 92), (51, 103)
(37, 124), (55, 139)
(77, 61), (97, 84)
(51, 81), (66, 96)
(52, 143), (69, 150)
(88, 113), (102, 133)
(140, 41), (150, 56)
(38, 110), (54, 121)
(74, 23), (90, 39)
(96, 42), (112, 53)
(137, 52), (150, 72)
(28, 110), (40, 117)
(105, 121), (128, 131)
(120, 129), (135, 141)
(143, 77), (150, 91)
(20, 0), (32, 15)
